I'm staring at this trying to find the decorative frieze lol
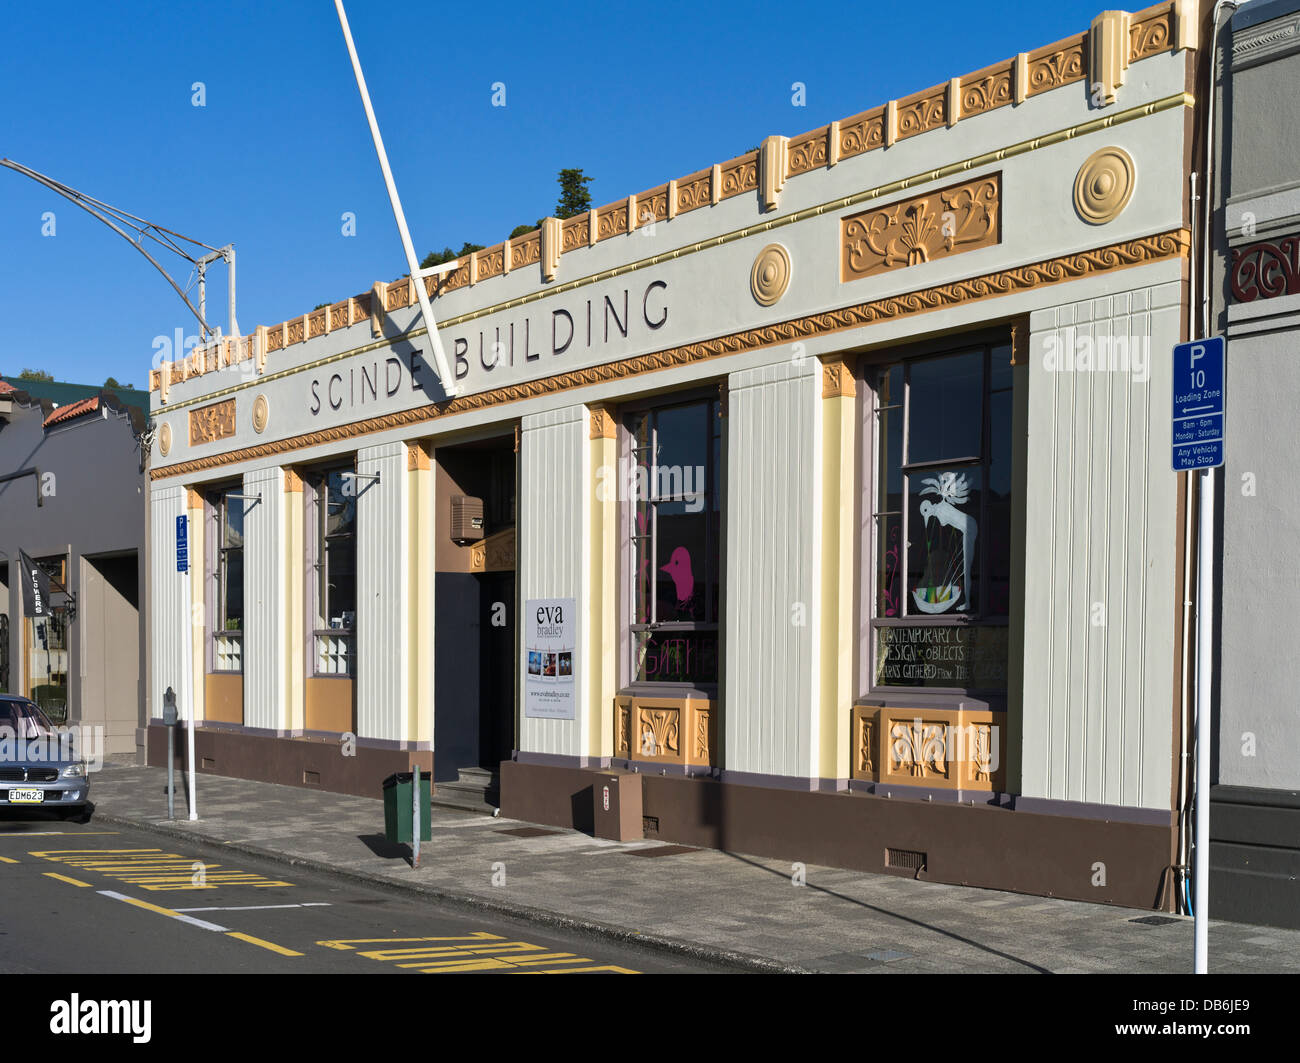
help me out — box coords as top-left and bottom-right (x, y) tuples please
(561, 215), (589, 253)
(961, 62), (1015, 118)
(150, 229), (1190, 480)
(588, 404), (617, 440)
(1027, 35), (1087, 95)
(896, 87), (947, 141)
(189, 398), (236, 446)
(148, 6), (1193, 395)
(719, 152), (758, 199)
(405, 439), (430, 471)
(851, 703), (1006, 792)
(821, 355), (856, 399)
(469, 527), (516, 573)
(596, 202), (628, 241)
(842, 173), (1000, 281)
(1231, 235), (1300, 302)
(613, 694), (715, 767)
(1130, 4), (1172, 62)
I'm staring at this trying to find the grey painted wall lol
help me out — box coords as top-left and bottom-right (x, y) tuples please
(1216, 0), (1300, 790)
(0, 393), (146, 755)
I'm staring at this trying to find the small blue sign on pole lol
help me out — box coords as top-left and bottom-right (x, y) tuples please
(1172, 337), (1225, 471)
(175, 514), (189, 573)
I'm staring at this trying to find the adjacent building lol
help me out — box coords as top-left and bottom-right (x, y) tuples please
(0, 380), (147, 756)
(146, 2), (1208, 911)
(1211, 0), (1300, 929)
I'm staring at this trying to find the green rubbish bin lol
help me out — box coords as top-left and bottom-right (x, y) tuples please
(383, 771), (432, 843)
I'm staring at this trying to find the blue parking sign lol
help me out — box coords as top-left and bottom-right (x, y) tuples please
(1172, 338), (1225, 471)
(176, 514), (189, 573)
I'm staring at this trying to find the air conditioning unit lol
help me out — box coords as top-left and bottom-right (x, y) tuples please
(450, 495), (485, 544)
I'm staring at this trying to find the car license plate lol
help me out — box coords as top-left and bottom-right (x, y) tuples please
(8, 789), (44, 803)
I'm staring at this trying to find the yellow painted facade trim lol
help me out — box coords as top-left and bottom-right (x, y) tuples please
(587, 420), (618, 758)
(410, 454), (433, 743)
(285, 467), (305, 733)
(817, 359), (857, 780)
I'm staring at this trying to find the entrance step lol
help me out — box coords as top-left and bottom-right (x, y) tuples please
(431, 768), (500, 815)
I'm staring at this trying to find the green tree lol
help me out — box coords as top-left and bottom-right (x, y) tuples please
(104, 376), (122, 389)
(420, 241), (485, 271)
(555, 168), (593, 219)
(18, 368), (54, 382)
(509, 221), (544, 238)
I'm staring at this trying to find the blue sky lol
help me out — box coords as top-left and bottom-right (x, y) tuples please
(0, 0), (1106, 393)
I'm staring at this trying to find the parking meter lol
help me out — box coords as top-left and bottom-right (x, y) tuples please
(163, 687), (177, 818)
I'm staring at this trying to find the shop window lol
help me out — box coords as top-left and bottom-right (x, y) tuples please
(25, 556), (70, 722)
(207, 484), (244, 673)
(624, 395), (722, 687)
(307, 466), (357, 676)
(869, 342), (1012, 694)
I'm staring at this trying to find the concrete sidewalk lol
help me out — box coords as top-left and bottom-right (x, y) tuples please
(81, 759), (1299, 974)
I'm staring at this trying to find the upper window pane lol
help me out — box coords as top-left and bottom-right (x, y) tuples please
(907, 350), (984, 464)
(223, 493), (244, 549)
(324, 472), (356, 538)
(653, 402), (708, 484)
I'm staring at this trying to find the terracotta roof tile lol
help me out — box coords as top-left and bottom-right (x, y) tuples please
(0, 380), (16, 394)
(43, 395), (99, 428)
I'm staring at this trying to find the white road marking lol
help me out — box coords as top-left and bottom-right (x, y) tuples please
(174, 903), (332, 913)
(98, 890), (229, 931)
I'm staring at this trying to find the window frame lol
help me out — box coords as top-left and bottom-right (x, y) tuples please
(861, 330), (1014, 703)
(205, 481), (245, 675)
(618, 388), (724, 692)
(305, 462), (358, 679)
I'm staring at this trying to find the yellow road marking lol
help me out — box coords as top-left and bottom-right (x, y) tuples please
(110, 893), (188, 919)
(43, 872), (92, 887)
(0, 856), (18, 864)
(225, 932), (303, 957)
(27, 847), (158, 857)
(326, 932), (640, 974)
(317, 932), (503, 951)
(31, 848), (293, 890)
(97, 890), (230, 931)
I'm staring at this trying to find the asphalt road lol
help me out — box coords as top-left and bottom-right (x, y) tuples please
(0, 814), (732, 974)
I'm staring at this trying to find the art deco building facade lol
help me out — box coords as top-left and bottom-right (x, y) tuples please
(147, 2), (1208, 910)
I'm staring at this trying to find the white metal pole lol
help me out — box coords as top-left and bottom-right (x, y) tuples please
(183, 536), (198, 820)
(1194, 464), (1214, 971)
(333, 0), (458, 398)
(226, 245), (239, 338)
(1191, 0), (1236, 971)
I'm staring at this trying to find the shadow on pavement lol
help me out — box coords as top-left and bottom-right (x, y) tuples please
(721, 849), (1053, 974)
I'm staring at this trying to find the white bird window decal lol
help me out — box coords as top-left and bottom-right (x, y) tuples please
(913, 471), (977, 614)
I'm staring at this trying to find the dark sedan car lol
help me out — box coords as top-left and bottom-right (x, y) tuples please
(0, 695), (91, 820)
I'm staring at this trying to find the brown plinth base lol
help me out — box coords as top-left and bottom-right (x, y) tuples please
(500, 761), (1177, 911)
(146, 724), (432, 799)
